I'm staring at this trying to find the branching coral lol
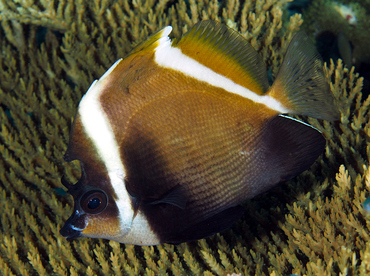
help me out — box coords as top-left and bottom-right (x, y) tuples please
(0, 0), (369, 275)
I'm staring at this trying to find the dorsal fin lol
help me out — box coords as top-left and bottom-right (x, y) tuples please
(130, 26), (173, 55)
(175, 20), (269, 95)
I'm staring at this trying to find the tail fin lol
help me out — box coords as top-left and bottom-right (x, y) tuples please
(268, 32), (340, 121)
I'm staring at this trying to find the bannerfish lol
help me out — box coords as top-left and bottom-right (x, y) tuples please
(60, 20), (339, 245)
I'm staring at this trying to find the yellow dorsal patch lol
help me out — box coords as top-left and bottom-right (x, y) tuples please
(175, 21), (269, 95)
(130, 26), (172, 55)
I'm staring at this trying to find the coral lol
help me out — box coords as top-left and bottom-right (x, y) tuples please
(0, 0), (369, 275)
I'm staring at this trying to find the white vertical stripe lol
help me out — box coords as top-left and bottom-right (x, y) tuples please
(154, 28), (291, 114)
(113, 211), (161, 245)
(78, 59), (134, 235)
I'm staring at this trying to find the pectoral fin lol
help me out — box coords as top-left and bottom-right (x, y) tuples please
(147, 185), (187, 209)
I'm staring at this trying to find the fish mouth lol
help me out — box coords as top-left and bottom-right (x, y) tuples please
(60, 176), (88, 241)
(60, 209), (86, 241)
(60, 223), (82, 241)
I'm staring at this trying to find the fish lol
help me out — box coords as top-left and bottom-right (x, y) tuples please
(337, 32), (353, 68)
(59, 20), (339, 245)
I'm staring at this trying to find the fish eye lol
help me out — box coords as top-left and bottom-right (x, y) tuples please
(80, 190), (108, 214)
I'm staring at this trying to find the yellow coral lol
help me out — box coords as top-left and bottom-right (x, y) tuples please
(0, 0), (369, 275)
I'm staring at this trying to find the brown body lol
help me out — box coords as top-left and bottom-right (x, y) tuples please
(60, 21), (339, 245)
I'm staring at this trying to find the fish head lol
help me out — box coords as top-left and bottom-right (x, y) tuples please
(59, 171), (124, 241)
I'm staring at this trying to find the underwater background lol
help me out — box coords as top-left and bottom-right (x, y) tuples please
(0, 0), (370, 275)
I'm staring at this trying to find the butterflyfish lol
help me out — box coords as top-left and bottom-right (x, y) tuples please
(60, 20), (339, 245)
